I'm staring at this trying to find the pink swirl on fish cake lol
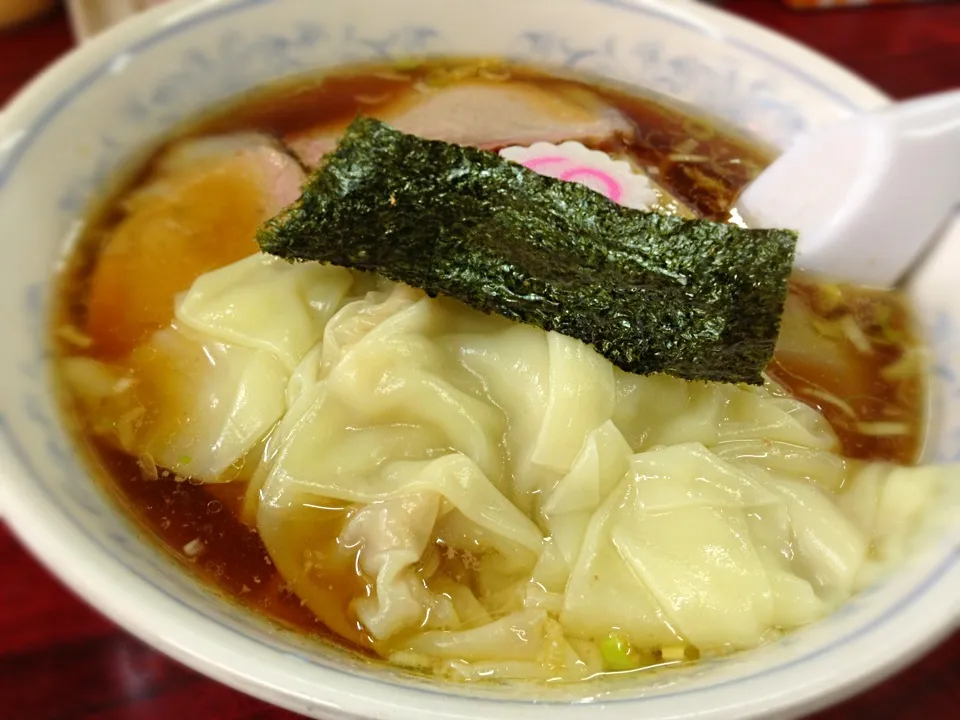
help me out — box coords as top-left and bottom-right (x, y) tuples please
(517, 154), (624, 204)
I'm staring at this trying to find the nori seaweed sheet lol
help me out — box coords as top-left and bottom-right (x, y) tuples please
(258, 117), (797, 384)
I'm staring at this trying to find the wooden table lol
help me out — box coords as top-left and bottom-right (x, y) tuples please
(1, 2), (958, 718)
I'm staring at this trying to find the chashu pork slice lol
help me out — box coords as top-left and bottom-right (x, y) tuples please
(286, 81), (635, 168)
(85, 133), (305, 357)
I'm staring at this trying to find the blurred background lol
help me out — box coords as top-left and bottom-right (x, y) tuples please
(1, 1), (958, 718)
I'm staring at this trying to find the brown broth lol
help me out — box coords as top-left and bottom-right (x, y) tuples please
(84, 438), (340, 641)
(53, 59), (925, 660)
(768, 276), (923, 464)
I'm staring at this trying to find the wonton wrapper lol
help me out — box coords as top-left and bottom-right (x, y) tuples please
(75, 253), (943, 679)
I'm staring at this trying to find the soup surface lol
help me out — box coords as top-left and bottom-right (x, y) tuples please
(54, 60), (933, 682)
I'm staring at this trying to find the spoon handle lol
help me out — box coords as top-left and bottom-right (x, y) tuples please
(739, 89), (960, 288)
(892, 89), (960, 204)
(893, 88), (960, 129)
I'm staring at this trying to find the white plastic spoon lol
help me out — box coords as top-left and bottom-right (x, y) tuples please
(738, 89), (960, 288)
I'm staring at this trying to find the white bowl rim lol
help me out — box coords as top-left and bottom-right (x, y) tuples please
(1, 2), (957, 720)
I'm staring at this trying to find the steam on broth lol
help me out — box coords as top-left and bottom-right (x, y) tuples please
(55, 60), (935, 682)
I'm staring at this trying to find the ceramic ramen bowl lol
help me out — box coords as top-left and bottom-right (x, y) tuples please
(0, 1), (958, 718)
